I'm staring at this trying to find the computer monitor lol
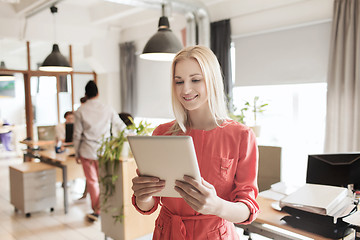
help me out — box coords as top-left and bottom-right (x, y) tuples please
(65, 123), (73, 143)
(306, 153), (360, 190)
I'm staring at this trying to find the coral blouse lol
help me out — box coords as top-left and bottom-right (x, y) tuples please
(132, 119), (259, 240)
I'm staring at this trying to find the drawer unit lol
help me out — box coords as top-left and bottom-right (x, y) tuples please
(9, 162), (56, 217)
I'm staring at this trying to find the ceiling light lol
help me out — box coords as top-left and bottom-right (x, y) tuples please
(140, 4), (183, 61)
(0, 61), (15, 81)
(39, 5), (72, 72)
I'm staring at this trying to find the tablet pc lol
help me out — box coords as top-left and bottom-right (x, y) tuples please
(127, 135), (201, 198)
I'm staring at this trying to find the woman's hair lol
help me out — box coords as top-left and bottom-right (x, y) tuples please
(80, 96), (87, 104)
(85, 80), (98, 98)
(170, 45), (228, 133)
(119, 112), (134, 127)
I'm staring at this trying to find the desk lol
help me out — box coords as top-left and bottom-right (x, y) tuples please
(236, 196), (354, 240)
(20, 139), (55, 149)
(22, 145), (83, 214)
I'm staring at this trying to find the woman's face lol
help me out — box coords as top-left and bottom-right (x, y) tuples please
(174, 58), (208, 112)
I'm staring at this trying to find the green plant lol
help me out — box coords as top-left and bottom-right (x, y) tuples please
(228, 105), (248, 124)
(229, 96), (268, 125)
(247, 96), (268, 125)
(97, 117), (153, 223)
(126, 118), (154, 136)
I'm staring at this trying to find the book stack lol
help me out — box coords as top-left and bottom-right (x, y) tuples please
(279, 183), (349, 216)
(279, 184), (355, 239)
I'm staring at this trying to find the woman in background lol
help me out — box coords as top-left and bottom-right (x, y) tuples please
(131, 46), (259, 239)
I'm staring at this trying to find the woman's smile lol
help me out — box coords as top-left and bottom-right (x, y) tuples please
(183, 94), (199, 101)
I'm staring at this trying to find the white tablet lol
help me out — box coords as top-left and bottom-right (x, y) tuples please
(127, 135), (201, 198)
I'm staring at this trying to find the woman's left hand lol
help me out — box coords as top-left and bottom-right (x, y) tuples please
(174, 176), (221, 216)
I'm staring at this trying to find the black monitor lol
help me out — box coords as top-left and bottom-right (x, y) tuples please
(65, 123), (74, 143)
(306, 153), (360, 190)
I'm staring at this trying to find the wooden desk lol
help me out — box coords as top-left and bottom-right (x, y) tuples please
(22, 146), (84, 214)
(236, 197), (354, 240)
(20, 139), (55, 149)
(38, 148), (84, 181)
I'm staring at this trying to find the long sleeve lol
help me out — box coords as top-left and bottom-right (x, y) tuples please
(231, 128), (259, 224)
(73, 110), (83, 158)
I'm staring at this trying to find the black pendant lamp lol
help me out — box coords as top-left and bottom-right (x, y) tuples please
(39, 6), (72, 72)
(140, 4), (183, 61)
(0, 61), (15, 81)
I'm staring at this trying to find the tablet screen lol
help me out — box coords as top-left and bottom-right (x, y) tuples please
(127, 135), (201, 198)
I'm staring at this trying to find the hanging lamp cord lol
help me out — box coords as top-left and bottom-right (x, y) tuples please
(50, 6), (58, 43)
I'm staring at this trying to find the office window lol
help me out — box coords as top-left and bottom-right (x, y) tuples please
(31, 76), (58, 126)
(30, 76), (72, 126)
(233, 83), (327, 186)
(232, 21), (331, 187)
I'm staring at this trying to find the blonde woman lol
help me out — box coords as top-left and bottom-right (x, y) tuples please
(132, 46), (259, 239)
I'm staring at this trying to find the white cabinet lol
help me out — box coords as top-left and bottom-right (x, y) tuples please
(9, 162), (56, 217)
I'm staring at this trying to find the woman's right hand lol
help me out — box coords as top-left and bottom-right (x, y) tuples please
(132, 170), (165, 211)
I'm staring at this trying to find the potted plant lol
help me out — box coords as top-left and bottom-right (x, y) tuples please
(230, 96), (268, 137)
(97, 118), (156, 240)
(246, 96), (268, 137)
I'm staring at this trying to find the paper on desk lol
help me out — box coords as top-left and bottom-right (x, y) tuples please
(259, 189), (286, 201)
(343, 210), (360, 226)
(271, 182), (300, 195)
(258, 182), (300, 201)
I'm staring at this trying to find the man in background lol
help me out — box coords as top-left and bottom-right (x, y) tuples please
(55, 111), (74, 146)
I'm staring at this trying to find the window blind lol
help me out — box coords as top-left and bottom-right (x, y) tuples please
(234, 22), (331, 86)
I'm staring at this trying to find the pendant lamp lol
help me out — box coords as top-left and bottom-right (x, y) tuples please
(39, 6), (72, 72)
(0, 61), (15, 81)
(140, 4), (183, 61)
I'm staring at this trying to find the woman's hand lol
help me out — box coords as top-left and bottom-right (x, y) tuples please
(132, 169), (165, 211)
(174, 176), (221, 216)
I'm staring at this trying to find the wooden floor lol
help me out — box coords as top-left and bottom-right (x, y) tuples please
(0, 150), (105, 240)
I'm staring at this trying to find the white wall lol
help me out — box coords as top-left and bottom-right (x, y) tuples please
(97, 72), (121, 112)
(73, 74), (92, 109)
(136, 57), (173, 119)
(84, 32), (122, 112)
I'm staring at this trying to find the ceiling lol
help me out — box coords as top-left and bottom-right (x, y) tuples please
(0, 0), (333, 71)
